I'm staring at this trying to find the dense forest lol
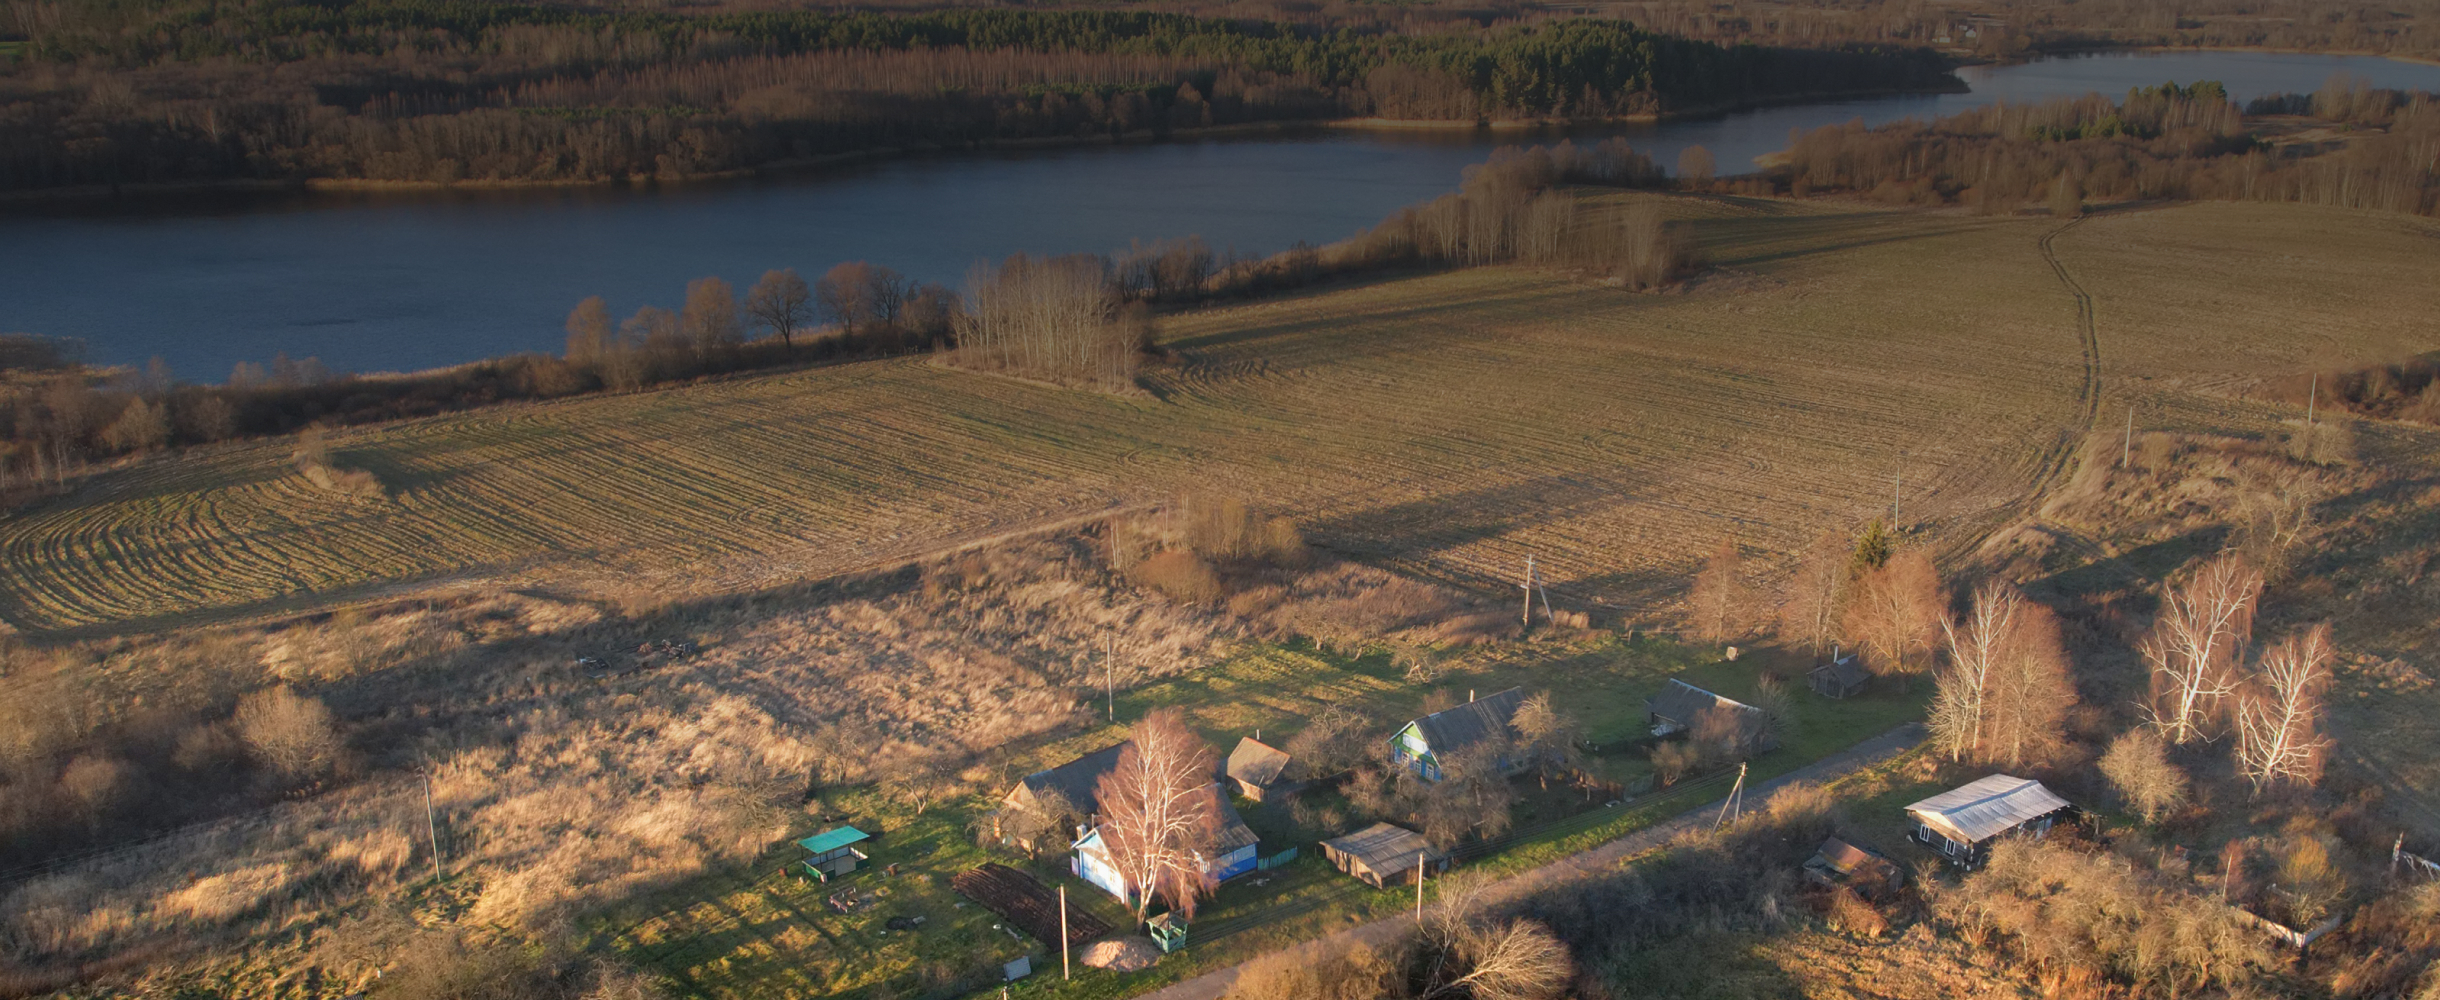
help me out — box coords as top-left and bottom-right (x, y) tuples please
(1770, 77), (2440, 217)
(1610, 0), (2440, 64)
(0, 1), (1957, 191)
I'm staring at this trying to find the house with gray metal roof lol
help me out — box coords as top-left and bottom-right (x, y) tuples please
(1645, 678), (1777, 754)
(995, 742), (1127, 851)
(1905, 774), (2074, 867)
(1320, 822), (1450, 888)
(1389, 688), (1527, 782)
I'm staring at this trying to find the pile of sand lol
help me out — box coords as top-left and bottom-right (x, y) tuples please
(1080, 936), (1160, 972)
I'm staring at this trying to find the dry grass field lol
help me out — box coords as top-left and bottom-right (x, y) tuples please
(18, 199), (2438, 638)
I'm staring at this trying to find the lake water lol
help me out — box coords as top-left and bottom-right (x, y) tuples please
(6, 50), (2440, 378)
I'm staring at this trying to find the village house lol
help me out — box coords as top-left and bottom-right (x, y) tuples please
(1807, 653), (1870, 699)
(1389, 687), (1527, 782)
(1645, 678), (1778, 753)
(1226, 737), (1301, 802)
(1905, 774), (2074, 868)
(1072, 795), (1261, 902)
(1320, 822), (1451, 888)
(994, 743), (1126, 852)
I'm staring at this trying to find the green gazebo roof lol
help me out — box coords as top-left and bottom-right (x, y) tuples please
(797, 826), (870, 854)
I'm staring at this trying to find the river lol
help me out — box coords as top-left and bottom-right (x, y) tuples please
(5, 49), (2440, 378)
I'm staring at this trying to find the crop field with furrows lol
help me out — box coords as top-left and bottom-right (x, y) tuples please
(5, 199), (2439, 635)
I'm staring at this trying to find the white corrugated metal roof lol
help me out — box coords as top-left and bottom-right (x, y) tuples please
(1905, 774), (2070, 843)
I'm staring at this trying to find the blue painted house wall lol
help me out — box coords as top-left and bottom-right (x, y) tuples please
(1074, 828), (1132, 902)
(1208, 842), (1258, 882)
(1073, 828), (1261, 902)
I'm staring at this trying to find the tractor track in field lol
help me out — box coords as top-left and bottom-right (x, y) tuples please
(1947, 216), (2111, 572)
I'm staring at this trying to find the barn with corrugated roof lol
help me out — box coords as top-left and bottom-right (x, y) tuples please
(1904, 774), (2073, 867)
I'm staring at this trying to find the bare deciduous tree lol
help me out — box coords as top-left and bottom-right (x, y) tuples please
(1844, 548), (1942, 691)
(2231, 469), (2324, 580)
(1412, 740), (1517, 848)
(1677, 144), (1716, 184)
(815, 261), (910, 336)
(100, 397), (168, 452)
(1782, 529), (1849, 656)
(1425, 917), (1574, 1000)
(879, 748), (955, 815)
(1509, 691), (1581, 791)
(2099, 728), (2188, 824)
(2235, 624), (2333, 795)
(2144, 552), (2263, 745)
(952, 252), (1143, 386)
(564, 296), (612, 365)
(743, 269), (812, 351)
(1282, 704), (1373, 780)
(1933, 581), (2074, 766)
(1687, 537), (1746, 643)
(1094, 708), (1224, 926)
(680, 276), (742, 368)
(234, 686), (341, 781)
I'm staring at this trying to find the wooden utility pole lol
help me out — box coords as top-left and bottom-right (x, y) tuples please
(2121, 404), (2134, 468)
(423, 766), (444, 883)
(2308, 373), (2319, 425)
(1891, 466), (1901, 529)
(1713, 762), (1747, 831)
(1414, 852), (1425, 921)
(1105, 636), (1115, 721)
(1059, 885), (1071, 980)
(1521, 556), (1536, 628)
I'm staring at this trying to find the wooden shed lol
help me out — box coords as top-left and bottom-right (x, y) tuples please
(1807, 654), (1869, 699)
(1803, 836), (1901, 894)
(1226, 737), (1301, 802)
(1320, 823), (1450, 888)
(1905, 774), (2073, 868)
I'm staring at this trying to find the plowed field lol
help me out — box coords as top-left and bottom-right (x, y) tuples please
(5, 199), (2437, 634)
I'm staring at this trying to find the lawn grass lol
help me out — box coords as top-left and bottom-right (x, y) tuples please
(600, 633), (1931, 1000)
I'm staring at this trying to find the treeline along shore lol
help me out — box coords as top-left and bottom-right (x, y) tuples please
(0, 135), (1697, 495)
(0, 0), (1958, 192)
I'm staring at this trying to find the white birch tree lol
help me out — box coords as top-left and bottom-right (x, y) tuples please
(2235, 623), (2334, 795)
(2143, 553), (2263, 745)
(1093, 708), (1223, 927)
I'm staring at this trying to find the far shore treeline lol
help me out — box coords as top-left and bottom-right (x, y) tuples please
(0, 1), (1957, 192)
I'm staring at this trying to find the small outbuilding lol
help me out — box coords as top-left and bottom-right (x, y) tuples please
(1389, 687), (1527, 782)
(1645, 678), (1777, 753)
(1320, 823), (1450, 888)
(1905, 774), (2073, 868)
(1074, 795), (1261, 903)
(1803, 836), (1902, 894)
(1807, 654), (1869, 699)
(797, 826), (871, 881)
(1226, 737), (1301, 802)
